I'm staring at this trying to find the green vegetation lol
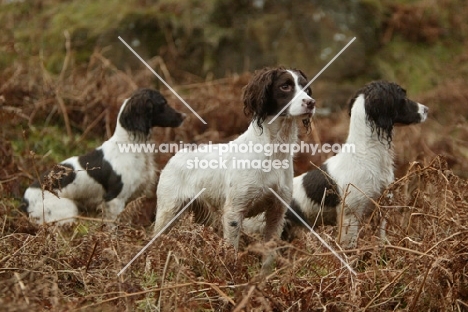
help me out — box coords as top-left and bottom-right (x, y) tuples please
(11, 125), (99, 164)
(1, 0), (468, 310)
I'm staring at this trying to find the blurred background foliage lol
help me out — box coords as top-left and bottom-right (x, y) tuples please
(1, 0), (468, 197)
(1, 2), (468, 310)
(2, 0), (467, 87)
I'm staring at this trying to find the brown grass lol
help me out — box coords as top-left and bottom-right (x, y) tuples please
(1, 39), (468, 311)
(1, 156), (467, 311)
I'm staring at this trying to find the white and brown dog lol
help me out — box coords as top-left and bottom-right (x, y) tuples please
(154, 67), (315, 252)
(22, 88), (186, 224)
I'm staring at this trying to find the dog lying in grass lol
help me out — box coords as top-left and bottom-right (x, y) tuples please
(22, 88), (186, 224)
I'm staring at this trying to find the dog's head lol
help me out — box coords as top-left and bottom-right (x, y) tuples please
(119, 88), (186, 137)
(348, 81), (428, 144)
(242, 67), (315, 131)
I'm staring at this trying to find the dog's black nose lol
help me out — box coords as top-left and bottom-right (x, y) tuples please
(303, 98), (315, 109)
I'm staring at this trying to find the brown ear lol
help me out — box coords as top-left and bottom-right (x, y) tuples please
(242, 67), (280, 129)
(296, 69), (308, 81)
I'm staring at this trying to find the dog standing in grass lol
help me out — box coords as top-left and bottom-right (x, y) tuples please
(22, 88), (186, 224)
(287, 81), (428, 247)
(153, 67), (315, 263)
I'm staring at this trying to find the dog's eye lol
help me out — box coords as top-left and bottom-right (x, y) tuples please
(280, 84), (292, 92)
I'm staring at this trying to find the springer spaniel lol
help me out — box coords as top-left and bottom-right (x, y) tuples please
(287, 81), (428, 248)
(22, 88), (186, 224)
(154, 67), (315, 253)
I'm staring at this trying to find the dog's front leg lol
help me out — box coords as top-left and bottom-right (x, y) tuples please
(222, 199), (244, 251)
(261, 196), (288, 274)
(338, 212), (360, 249)
(103, 198), (125, 223)
(263, 200), (287, 242)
